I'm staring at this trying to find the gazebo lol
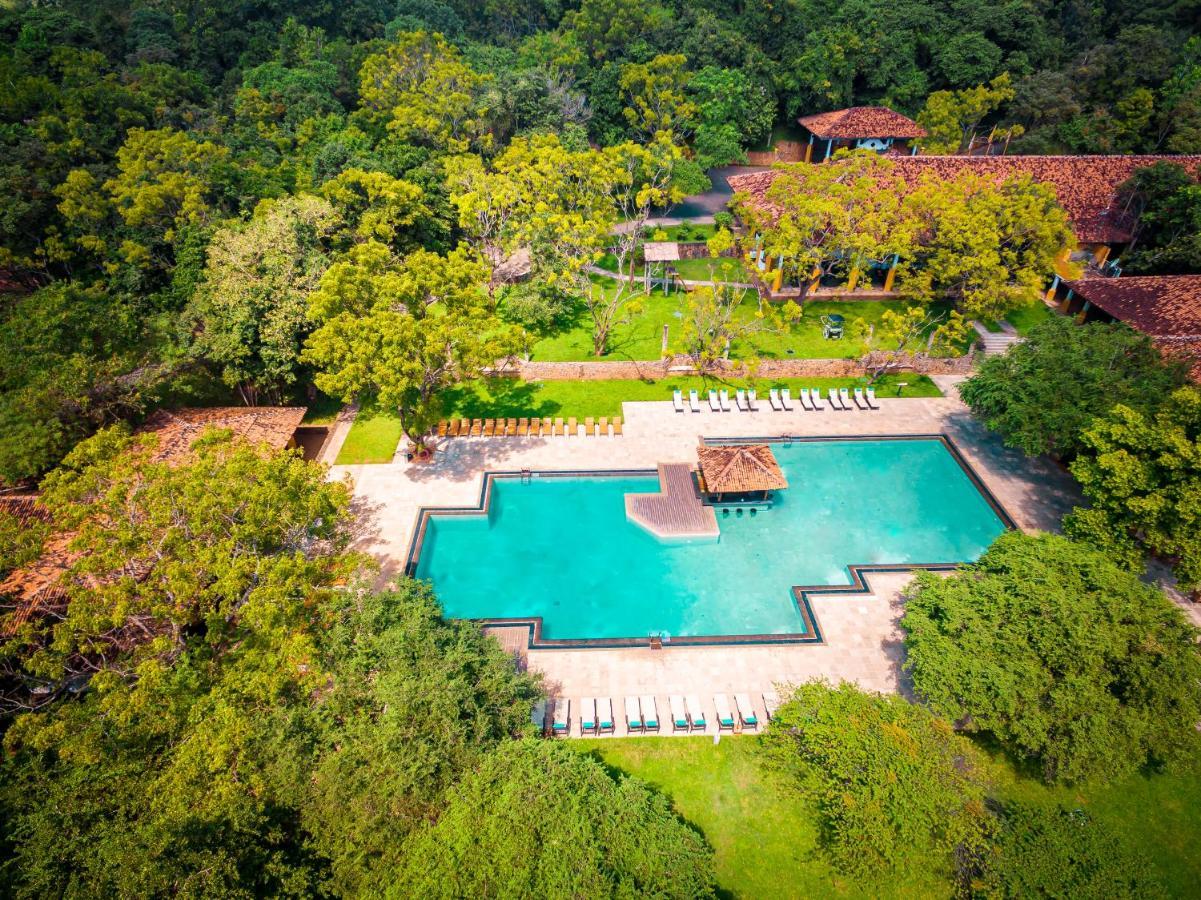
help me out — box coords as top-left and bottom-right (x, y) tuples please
(696, 444), (789, 504)
(642, 241), (680, 293)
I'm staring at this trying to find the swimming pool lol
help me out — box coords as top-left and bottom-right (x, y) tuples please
(410, 437), (1009, 645)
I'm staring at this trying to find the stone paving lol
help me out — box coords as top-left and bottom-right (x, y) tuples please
(331, 381), (1081, 736)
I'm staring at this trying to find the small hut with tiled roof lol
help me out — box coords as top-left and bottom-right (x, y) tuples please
(138, 407), (307, 465)
(1061, 275), (1201, 381)
(797, 106), (927, 162)
(696, 444), (788, 504)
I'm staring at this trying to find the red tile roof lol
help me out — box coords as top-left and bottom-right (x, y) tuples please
(729, 155), (1201, 244)
(697, 445), (789, 494)
(798, 107), (927, 140)
(0, 496), (71, 638)
(137, 407), (307, 465)
(1065, 275), (1201, 380)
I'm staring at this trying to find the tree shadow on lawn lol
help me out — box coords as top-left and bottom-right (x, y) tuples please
(441, 378), (565, 419)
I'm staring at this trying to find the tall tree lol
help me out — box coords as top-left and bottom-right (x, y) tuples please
(917, 73), (1019, 153)
(1065, 385), (1201, 588)
(303, 244), (524, 451)
(903, 531), (1201, 783)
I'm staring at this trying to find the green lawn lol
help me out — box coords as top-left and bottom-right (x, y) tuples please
(576, 736), (1201, 899)
(652, 223), (717, 242)
(334, 401), (403, 465)
(672, 256), (755, 282)
(440, 374), (939, 420)
(528, 284), (962, 363)
(1005, 299), (1060, 336)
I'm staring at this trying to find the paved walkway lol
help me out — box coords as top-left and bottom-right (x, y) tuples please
(331, 392), (1080, 733)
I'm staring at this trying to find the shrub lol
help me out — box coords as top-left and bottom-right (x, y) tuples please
(759, 680), (992, 879)
(500, 280), (576, 332)
(903, 531), (1201, 783)
(713, 211), (734, 231)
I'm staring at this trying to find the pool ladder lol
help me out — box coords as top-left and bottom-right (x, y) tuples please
(520, 468), (532, 484)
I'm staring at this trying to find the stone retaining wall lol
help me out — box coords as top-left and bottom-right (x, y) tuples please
(493, 352), (975, 382)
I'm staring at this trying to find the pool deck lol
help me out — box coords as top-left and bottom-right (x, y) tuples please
(625, 463), (718, 538)
(331, 379), (1083, 735)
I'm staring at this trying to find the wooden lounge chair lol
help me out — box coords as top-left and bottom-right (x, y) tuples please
(436, 420), (449, 436)
(448, 419), (461, 437)
(580, 698), (597, 735)
(598, 416), (609, 436)
(554, 418), (565, 436)
(714, 694), (736, 731)
(734, 693), (758, 730)
(542, 417), (553, 435)
(762, 691), (780, 722)
(669, 695), (689, 733)
(584, 416), (595, 436)
(640, 695), (660, 732)
(483, 418), (496, 436)
(625, 696), (643, 733)
(597, 697), (615, 735)
(528, 418), (541, 437)
(551, 698), (570, 736)
(517, 417), (529, 436)
(567, 416), (578, 436)
(612, 416), (623, 435)
(470, 419), (482, 436)
(505, 418), (517, 435)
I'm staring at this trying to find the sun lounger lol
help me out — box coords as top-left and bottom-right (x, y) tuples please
(584, 416), (595, 436)
(673, 388), (684, 412)
(527, 418), (540, 437)
(855, 388), (872, 410)
(670, 695), (689, 732)
(437, 420), (449, 436)
(769, 388), (783, 411)
(552, 697), (570, 736)
(865, 387), (880, 409)
(708, 390), (721, 411)
(735, 693), (758, 729)
(543, 417), (553, 435)
(581, 697), (597, 735)
(827, 389), (843, 410)
(597, 697), (615, 734)
(761, 691), (780, 722)
(839, 387), (853, 410)
(810, 390), (824, 410)
(448, 419), (460, 437)
(799, 388), (814, 411)
(612, 416), (623, 435)
(736, 389), (749, 411)
(781, 389), (795, 411)
(686, 695), (707, 732)
(483, 418), (496, 435)
(554, 418), (565, 436)
(517, 417), (529, 436)
(599, 416), (609, 436)
(719, 389), (732, 411)
(625, 696), (643, 733)
(641, 695), (659, 732)
(714, 694), (735, 731)
(747, 389), (759, 411)
(689, 389), (701, 412)
(470, 419), (482, 436)
(460, 418), (471, 435)
(567, 416), (578, 436)
(532, 698), (548, 733)
(506, 418), (518, 435)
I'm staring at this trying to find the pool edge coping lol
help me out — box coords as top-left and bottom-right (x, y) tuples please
(402, 432), (1016, 650)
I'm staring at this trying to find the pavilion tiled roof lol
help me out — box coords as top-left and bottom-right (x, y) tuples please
(697, 445), (789, 494)
(728, 155), (1201, 244)
(798, 107), (927, 140)
(138, 406), (306, 465)
(1065, 275), (1201, 380)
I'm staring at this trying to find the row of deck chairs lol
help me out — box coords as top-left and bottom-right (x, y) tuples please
(436, 416), (623, 437)
(538, 691), (782, 737)
(672, 386), (881, 413)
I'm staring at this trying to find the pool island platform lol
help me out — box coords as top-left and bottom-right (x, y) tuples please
(624, 462), (718, 538)
(330, 378), (1083, 732)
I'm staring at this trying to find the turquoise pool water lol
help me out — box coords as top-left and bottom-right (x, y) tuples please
(414, 439), (1006, 641)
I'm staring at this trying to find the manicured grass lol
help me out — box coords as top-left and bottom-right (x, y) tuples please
(651, 223), (717, 241)
(334, 402), (403, 464)
(528, 285), (962, 363)
(577, 736), (1201, 899)
(440, 374), (939, 420)
(1005, 299), (1060, 336)
(672, 256), (755, 282)
(301, 393), (343, 425)
(575, 737), (947, 898)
